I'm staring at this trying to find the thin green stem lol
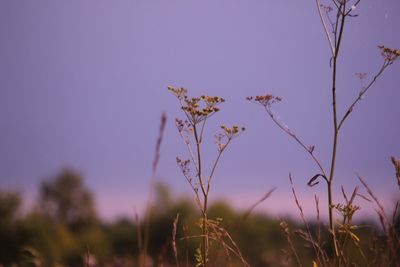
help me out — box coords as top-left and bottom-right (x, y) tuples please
(338, 60), (390, 131)
(335, 4), (346, 56)
(193, 123), (208, 267)
(206, 139), (231, 195)
(327, 2), (346, 259)
(193, 124), (207, 199)
(199, 118), (207, 143)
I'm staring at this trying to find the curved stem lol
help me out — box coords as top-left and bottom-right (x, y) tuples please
(316, 0), (335, 56)
(265, 108), (327, 177)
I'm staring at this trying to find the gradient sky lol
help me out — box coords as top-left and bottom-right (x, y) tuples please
(0, 0), (399, 221)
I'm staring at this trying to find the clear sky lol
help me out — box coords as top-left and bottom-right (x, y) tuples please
(0, 0), (399, 221)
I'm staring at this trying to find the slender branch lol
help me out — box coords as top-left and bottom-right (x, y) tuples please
(338, 60), (390, 130)
(331, 0), (340, 10)
(180, 169), (204, 214)
(335, 2), (346, 57)
(206, 138), (232, 195)
(193, 124), (207, 198)
(199, 118), (207, 143)
(316, 0), (335, 56)
(178, 131), (199, 174)
(344, 0), (361, 16)
(333, 4), (340, 47)
(264, 107), (327, 177)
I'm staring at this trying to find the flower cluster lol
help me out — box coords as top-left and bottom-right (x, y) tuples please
(378, 45), (400, 63)
(181, 96), (222, 119)
(168, 86), (225, 125)
(168, 86), (188, 100)
(246, 94), (282, 108)
(215, 125), (245, 152)
(335, 201), (361, 243)
(220, 125), (245, 138)
(334, 203), (360, 219)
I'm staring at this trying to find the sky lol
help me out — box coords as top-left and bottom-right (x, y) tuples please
(0, 0), (399, 221)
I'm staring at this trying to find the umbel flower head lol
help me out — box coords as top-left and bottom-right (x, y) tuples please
(378, 45), (400, 63)
(246, 94), (282, 108)
(220, 125), (245, 138)
(168, 86), (225, 125)
(215, 125), (245, 152)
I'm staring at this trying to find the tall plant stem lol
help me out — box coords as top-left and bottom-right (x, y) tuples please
(193, 124), (208, 267)
(328, 58), (339, 256)
(328, 2), (346, 258)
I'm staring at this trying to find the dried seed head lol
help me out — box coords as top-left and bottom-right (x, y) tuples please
(168, 86), (188, 100)
(215, 124), (245, 151)
(247, 94), (282, 108)
(355, 72), (367, 80)
(169, 86), (225, 125)
(378, 45), (400, 62)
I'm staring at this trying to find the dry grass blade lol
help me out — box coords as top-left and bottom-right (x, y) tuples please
(314, 195), (322, 246)
(392, 201), (399, 224)
(390, 156), (400, 190)
(152, 112), (167, 174)
(356, 174), (386, 219)
(289, 174), (324, 265)
(280, 220), (303, 267)
(142, 112), (167, 267)
(241, 187), (276, 223)
(357, 173), (400, 264)
(134, 207), (142, 253)
(172, 213), (180, 267)
(208, 230), (251, 267)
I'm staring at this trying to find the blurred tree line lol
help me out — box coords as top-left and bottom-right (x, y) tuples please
(0, 168), (398, 267)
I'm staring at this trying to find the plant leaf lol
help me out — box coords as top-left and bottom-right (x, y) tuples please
(307, 174), (327, 187)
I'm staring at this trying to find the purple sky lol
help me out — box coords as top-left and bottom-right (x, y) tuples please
(0, 0), (399, 221)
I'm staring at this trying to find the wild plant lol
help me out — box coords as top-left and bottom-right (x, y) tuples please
(355, 157), (400, 266)
(168, 86), (247, 267)
(247, 0), (399, 265)
(140, 113), (167, 267)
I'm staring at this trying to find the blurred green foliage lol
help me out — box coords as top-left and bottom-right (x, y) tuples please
(0, 168), (398, 266)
